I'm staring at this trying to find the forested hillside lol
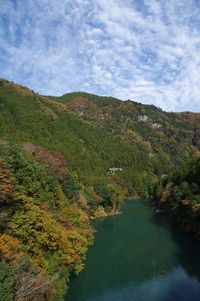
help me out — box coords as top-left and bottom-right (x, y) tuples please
(0, 79), (155, 196)
(152, 155), (200, 239)
(0, 78), (200, 300)
(48, 91), (200, 171)
(0, 143), (94, 300)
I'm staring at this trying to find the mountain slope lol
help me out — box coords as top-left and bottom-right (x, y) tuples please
(47, 91), (200, 171)
(1, 78), (200, 300)
(152, 155), (200, 239)
(1, 78), (200, 190)
(0, 79), (156, 195)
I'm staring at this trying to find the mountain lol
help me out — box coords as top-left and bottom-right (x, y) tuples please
(0, 78), (200, 300)
(0, 78), (152, 196)
(1, 79), (200, 174)
(48, 91), (200, 169)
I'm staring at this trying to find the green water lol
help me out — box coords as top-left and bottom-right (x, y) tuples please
(65, 199), (200, 301)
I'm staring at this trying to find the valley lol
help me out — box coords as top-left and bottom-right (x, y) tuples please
(0, 79), (200, 301)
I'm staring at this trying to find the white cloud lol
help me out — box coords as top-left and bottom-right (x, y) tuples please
(0, 0), (200, 111)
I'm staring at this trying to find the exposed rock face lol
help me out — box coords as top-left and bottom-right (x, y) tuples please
(138, 116), (162, 129)
(22, 142), (67, 179)
(138, 115), (149, 122)
(152, 123), (162, 128)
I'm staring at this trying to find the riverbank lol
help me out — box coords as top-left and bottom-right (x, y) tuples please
(90, 205), (123, 219)
(66, 199), (200, 301)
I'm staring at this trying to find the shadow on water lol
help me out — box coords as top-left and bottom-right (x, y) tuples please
(151, 211), (200, 281)
(66, 199), (200, 301)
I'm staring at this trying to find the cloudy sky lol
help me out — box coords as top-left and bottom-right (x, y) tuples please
(1, 0), (200, 111)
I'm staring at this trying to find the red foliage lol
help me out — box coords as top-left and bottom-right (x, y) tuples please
(0, 158), (13, 203)
(93, 191), (104, 204)
(23, 143), (67, 179)
(114, 176), (125, 186)
(60, 218), (73, 230)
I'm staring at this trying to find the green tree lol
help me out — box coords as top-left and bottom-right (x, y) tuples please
(61, 172), (79, 200)
(0, 262), (14, 301)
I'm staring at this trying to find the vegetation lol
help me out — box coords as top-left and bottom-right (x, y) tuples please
(0, 261), (14, 301)
(0, 143), (127, 300)
(1, 78), (200, 300)
(0, 144), (95, 300)
(152, 155), (200, 239)
(48, 90), (199, 171)
(0, 79), (153, 196)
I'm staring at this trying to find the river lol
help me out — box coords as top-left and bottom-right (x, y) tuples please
(65, 199), (200, 301)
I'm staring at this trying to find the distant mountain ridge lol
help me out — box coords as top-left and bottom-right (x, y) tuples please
(47, 88), (200, 171)
(1, 78), (200, 174)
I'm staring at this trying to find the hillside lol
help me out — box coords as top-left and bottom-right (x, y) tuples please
(0, 79), (152, 300)
(152, 155), (200, 239)
(48, 91), (200, 171)
(1, 79), (199, 175)
(0, 79), (154, 196)
(1, 78), (200, 300)
(0, 143), (95, 300)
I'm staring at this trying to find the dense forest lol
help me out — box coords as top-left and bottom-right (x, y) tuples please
(0, 78), (200, 300)
(152, 155), (200, 239)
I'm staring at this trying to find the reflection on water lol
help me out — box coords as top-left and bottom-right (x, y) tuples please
(65, 199), (200, 301)
(152, 211), (200, 282)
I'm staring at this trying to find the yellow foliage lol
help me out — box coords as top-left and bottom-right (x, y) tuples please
(12, 205), (91, 273)
(3, 80), (33, 96)
(53, 184), (68, 207)
(60, 204), (89, 228)
(0, 234), (24, 262)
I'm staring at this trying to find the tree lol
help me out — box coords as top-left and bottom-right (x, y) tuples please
(0, 262), (14, 301)
(0, 158), (13, 204)
(61, 172), (79, 200)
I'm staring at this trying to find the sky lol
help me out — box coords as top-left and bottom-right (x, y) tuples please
(1, 0), (200, 112)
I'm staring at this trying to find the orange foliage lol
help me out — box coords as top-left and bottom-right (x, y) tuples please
(181, 199), (191, 205)
(160, 191), (171, 202)
(0, 234), (23, 262)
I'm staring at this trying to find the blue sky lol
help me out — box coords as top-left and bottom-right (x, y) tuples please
(1, 0), (200, 112)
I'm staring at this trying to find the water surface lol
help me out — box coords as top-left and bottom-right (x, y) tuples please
(65, 199), (200, 301)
